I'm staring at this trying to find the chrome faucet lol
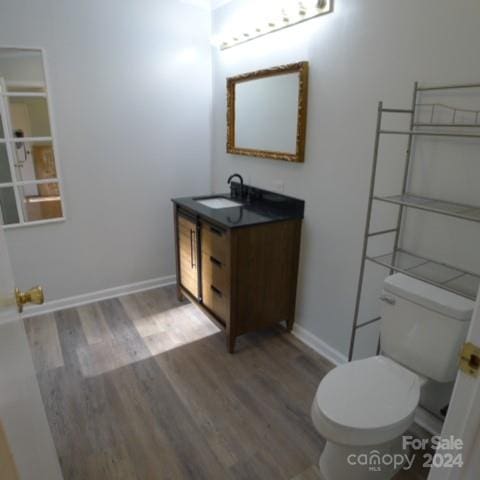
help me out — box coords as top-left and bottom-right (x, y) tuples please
(227, 173), (244, 198)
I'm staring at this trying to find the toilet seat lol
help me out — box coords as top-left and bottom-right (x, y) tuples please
(312, 356), (420, 446)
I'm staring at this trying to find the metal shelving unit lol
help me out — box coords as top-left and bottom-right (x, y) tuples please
(348, 82), (480, 361)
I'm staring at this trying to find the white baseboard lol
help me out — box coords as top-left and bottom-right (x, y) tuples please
(22, 275), (176, 318)
(414, 406), (443, 436)
(292, 323), (348, 366)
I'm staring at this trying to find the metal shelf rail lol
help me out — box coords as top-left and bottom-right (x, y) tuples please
(414, 103), (480, 128)
(373, 194), (480, 223)
(348, 81), (480, 361)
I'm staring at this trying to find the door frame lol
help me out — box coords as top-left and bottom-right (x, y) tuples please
(428, 285), (480, 479)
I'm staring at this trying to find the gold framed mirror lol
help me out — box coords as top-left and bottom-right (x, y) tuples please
(227, 61), (309, 163)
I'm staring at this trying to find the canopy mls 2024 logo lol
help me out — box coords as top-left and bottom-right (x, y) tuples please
(347, 435), (464, 473)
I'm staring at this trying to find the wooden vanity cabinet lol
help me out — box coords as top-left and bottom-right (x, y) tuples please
(174, 206), (302, 353)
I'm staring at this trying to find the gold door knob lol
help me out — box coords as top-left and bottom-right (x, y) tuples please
(15, 286), (44, 313)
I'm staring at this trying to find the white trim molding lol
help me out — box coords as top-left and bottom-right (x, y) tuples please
(292, 323), (348, 365)
(21, 275), (176, 318)
(414, 406), (443, 436)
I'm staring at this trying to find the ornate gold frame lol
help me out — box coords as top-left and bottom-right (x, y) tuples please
(226, 61), (309, 163)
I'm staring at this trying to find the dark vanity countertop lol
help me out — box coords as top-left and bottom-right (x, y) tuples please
(172, 185), (305, 229)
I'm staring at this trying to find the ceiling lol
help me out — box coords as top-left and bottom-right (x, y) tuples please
(210, 0), (232, 10)
(180, 0), (233, 10)
(210, 0), (234, 8)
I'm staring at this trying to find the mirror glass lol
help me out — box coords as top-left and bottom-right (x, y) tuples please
(235, 73), (299, 154)
(0, 47), (63, 226)
(227, 62), (308, 163)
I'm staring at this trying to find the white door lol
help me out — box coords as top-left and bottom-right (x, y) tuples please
(428, 286), (480, 479)
(0, 219), (62, 478)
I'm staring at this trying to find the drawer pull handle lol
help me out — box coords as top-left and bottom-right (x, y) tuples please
(209, 226), (224, 237)
(211, 285), (223, 297)
(190, 230), (196, 268)
(210, 256), (222, 267)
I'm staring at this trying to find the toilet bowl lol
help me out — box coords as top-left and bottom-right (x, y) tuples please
(311, 274), (474, 480)
(311, 356), (422, 479)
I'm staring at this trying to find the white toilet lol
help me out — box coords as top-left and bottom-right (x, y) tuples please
(311, 273), (474, 480)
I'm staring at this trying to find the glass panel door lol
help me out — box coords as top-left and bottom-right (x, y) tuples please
(0, 48), (64, 227)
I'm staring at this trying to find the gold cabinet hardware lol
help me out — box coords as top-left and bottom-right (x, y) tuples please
(15, 286), (44, 313)
(459, 342), (480, 378)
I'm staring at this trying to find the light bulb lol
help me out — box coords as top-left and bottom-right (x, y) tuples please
(216, 0), (332, 50)
(301, 0), (327, 9)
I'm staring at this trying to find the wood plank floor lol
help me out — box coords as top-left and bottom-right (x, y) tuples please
(24, 285), (428, 480)
(24, 285), (331, 480)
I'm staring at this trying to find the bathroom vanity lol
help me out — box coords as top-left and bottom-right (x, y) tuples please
(172, 183), (304, 353)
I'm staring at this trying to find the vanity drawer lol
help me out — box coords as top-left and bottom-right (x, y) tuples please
(201, 254), (229, 323)
(201, 222), (229, 265)
(201, 253), (229, 292)
(202, 281), (230, 324)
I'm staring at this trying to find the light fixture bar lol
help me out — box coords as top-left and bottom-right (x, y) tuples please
(218, 0), (333, 50)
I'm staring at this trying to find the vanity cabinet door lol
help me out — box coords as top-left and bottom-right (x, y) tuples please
(177, 214), (199, 298)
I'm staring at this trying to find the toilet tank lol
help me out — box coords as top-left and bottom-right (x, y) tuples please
(380, 274), (474, 382)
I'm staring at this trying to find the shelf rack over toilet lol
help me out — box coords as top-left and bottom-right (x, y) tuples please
(348, 81), (480, 361)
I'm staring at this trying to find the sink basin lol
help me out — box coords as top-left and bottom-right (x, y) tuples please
(195, 197), (243, 209)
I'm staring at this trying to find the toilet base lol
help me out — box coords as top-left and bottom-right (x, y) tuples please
(319, 436), (411, 480)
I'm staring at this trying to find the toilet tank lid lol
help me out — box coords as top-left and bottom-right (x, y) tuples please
(383, 274), (475, 321)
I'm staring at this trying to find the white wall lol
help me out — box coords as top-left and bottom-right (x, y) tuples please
(0, 0), (212, 301)
(212, 0), (480, 357)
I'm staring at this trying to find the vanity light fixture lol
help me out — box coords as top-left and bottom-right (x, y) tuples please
(218, 0), (333, 50)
